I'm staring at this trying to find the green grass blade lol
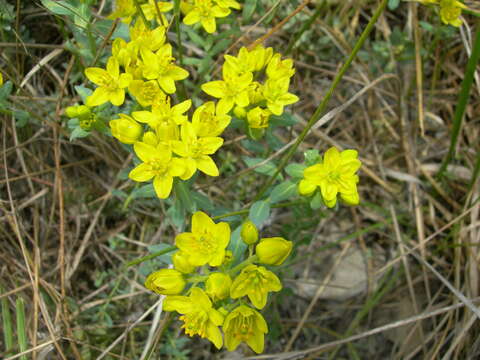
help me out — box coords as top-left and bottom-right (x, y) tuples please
(16, 297), (27, 360)
(1, 286), (14, 352)
(438, 24), (480, 177)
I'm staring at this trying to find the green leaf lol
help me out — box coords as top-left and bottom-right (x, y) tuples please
(167, 198), (186, 230)
(74, 85), (92, 103)
(41, 0), (74, 15)
(147, 243), (173, 264)
(132, 184), (156, 199)
(388, 0), (400, 10)
(69, 126), (90, 141)
(285, 163), (306, 178)
(310, 191), (323, 210)
(269, 112), (298, 127)
(209, 38), (231, 56)
(242, 0), (257, 23)
(0, 81), (13, 100)
(243, 157), (282, 179)
(111, 189), (127, 199)
(270, 180), (297, 203)
(184, 25), (207, 48)
(174, 180), (195, 213)
(249, 200), (271, 227)
(14, 110), (29, 128)
(227, 226), (247, 266)
(191, 191), (214, 211)
(304, 149), (320, 165)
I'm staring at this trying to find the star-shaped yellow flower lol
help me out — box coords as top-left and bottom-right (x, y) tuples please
(223, 305), (268, 354)
(163, 287), (225, 349)
(174, 211), (230, 267)
(85, 57), (132, 107)
(129, 142), (186, 199)
(298, 147), (361, 208)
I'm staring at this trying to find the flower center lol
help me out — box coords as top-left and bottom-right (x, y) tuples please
(181, 311), (209, 338)
(147, 159), (168, 175)
(233, 315), (254, 341)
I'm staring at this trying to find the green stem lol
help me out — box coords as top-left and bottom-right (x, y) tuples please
(438, 22), (480, 177)
(173, 0), (187, 101)
(133, 0), (150, 29)
(125, 246), (177, 267)
(212, 199), (307, 221)
(253, 0), (389, 202)
(228, 255), (258, 276)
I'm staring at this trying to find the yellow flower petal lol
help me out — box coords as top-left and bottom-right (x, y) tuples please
(196, 156), (219, 176)
(86, 87), (110, 107)
(129, 163), (155, 182)
(153, 174), (173, 198)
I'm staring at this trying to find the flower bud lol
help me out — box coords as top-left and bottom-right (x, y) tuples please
(79, 116), (95, 130)
(247, 107), (271, 129)
(233, 106), (246, 119)
(172, 251), (195, 274)
(206, 273), (232, 301)
(255, 237), (292, 266)
(65, 105), (90, 118)
(145, 269), (186, 295)
(110, 114), (143, 144)
(241, 220), (258, 245)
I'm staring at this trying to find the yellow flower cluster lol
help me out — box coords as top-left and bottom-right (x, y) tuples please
(145, 211), (293, 353)
(416, 0), (467, 27)
(108, 0), (173, 24)
(82, 20), (231, 199)
(202, 45), (299, 132)
(299, 147), (362, 208)
(181, 0), (241, 33)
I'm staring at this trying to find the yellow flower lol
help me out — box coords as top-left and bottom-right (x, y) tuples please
(183, 0), (230, 33)
(247, 107), (271, 129)
(141, 0), (173, 23)
(240, 219), (258, 245)
(180, 0), (195, 14)
(85, 57), (132, 107)
(141, 44), (189, 94)
(201, 71), (252, 114)
(175, 211), (231, 267)
(145, 269), (186, 295)
(129, 142), (186, 198)
(230, 264), (282, 309)
(298, 147), (361, 208)
(223, 305), (268, 353)
(65, 104), (91, 118)
(108, 0), (136, 23)
(266, 53), (295, 80)
(255, 237), (292, 266)
(110, 114), (143, 144)
(129, 80), (166, 107)
(133, 96), (190, 127)
(172, 122), (224, 179)
(439, 0), (466, 27)
(262, 78), (298, 116)
(205, 273), (232, 301)
(0, 72), (3, 86)
(172, 251), (196, 274)
(130, 22), (167, 55)
(163, 287), (224, 349)
(214, 0), (240, 10)
(192, 101), (231, 137)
